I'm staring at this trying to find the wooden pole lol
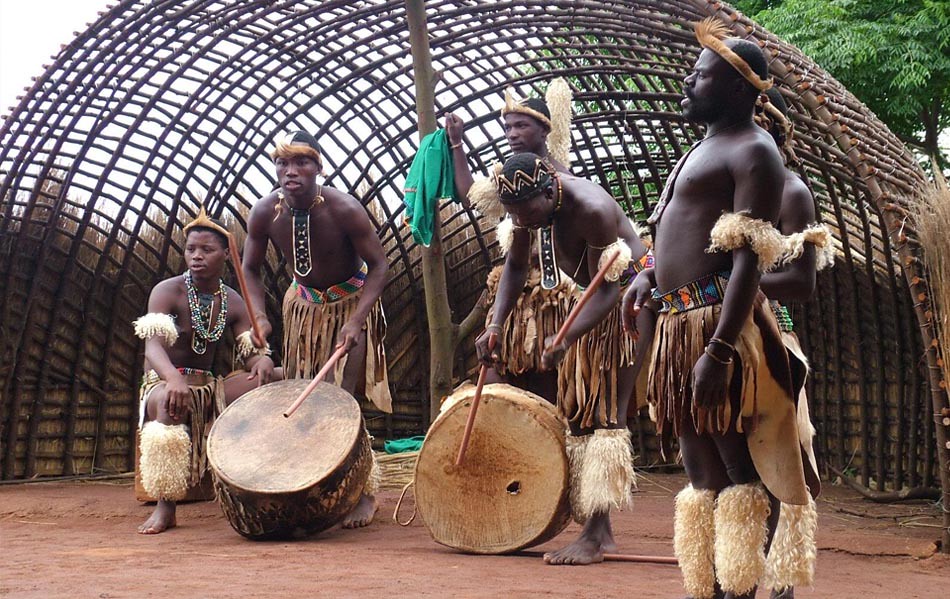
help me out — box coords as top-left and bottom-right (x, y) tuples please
(227, 233), (265, 347)
(548, 249), (621, 350)
(405, 0), (456, 425)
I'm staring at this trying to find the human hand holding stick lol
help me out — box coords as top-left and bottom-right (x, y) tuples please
(283, 344), (349, 418)
(455, 331), (497, 466)
(227, 233), (266, 348)
(542, 249), (621, 367)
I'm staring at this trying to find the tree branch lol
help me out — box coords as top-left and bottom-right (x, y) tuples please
(454, 289), (489, 346)
(829, 465), (941, 503)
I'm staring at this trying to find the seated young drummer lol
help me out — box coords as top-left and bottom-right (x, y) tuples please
(133, 209), (277, 534)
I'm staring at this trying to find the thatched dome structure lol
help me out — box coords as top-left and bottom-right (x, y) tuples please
(1, 0), (947, 521)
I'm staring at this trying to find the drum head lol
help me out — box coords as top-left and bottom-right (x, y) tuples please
(415, 383), (570, 554)
(208, 379), (362, 493)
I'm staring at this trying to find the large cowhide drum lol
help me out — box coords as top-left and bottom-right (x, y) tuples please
(208, 379), (371, 540)
(414, 383), (571, 554)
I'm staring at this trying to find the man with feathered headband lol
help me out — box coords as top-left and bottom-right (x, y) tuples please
(132, 209), (276, 534)
(242, 130), (392, 529)
(477, 151), (650, 565)
(623, 19), (816, 598)
(755, 86), (833, 598)
(444, 80), (575, 404)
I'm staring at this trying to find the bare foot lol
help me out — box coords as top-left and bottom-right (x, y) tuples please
(771, 589), (794, 599)
(543, 511), (613, 565)
(341, 494), (378, 529)
(137, 500), (176, 534)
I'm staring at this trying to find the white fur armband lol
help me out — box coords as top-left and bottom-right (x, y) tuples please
(133, 313), (179, 346)
(496, 216), (515, 255)
(597, 239), (633, 282)
(235, 330), (271, 361)
(707, 212), (787, 272)
(785, 223), (835, 271)
(468, 163), (505, 221)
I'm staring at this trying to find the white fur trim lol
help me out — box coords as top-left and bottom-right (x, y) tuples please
(545, 77), (573, 167)
(785, 223), (835, 271)
(469, 163), (505, 221)
(764, 497), (818, 592)
(707, 212), (787, 272)
(575, 428), (634, 520)
(674, 485), (717, 599)
(597, 239), (633, 282)
(714, 483), (770, 595)
(496, 217), (515, 255)
(364, 450), (381, 496)
(133, 313), (179, 346)
(139, 421), (191, 501)
(235, 330), (271, 361)
(566, 433), (589, 524)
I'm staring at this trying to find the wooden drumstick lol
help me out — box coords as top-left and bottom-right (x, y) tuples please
(547, 248), (621, 350)
(455, 331), (497, 466)
(227, 233), (266, 348)
(283, 344), (349, 418)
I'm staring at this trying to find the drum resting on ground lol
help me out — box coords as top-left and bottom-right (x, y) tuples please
(414, 383), (572, 554)
(208, 379), (371, 540)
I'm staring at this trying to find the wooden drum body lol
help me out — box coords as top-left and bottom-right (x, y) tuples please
(415, 383), (571, 554)
(208, 379), (371, 540)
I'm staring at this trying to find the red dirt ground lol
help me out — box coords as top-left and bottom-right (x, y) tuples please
(1, 472), (945, 598)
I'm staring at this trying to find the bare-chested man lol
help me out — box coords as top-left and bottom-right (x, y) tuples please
(622, 19), (813, 599)
(242, 130), (392, 529)
(477, 151), (651, 565)
(134, 210), (277, 534)
(445, 81), (574, 403)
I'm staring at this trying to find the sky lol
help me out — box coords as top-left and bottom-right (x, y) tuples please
(0, 0), (109, 114)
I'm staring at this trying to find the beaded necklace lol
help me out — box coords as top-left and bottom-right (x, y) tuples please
(538, 169), (564, 290)
(278, 186), (324, 278)
(184, 270), (228, 355)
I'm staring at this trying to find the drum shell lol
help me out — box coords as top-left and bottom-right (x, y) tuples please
(415, 383), (571, 554)
(208, 380), (371, 540)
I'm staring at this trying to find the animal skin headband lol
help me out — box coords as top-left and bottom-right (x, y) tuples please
(183, 205), (230, 238)
(694, 17), (772, 92)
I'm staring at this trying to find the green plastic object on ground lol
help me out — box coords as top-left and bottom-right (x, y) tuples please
(384, 436), (426, 454)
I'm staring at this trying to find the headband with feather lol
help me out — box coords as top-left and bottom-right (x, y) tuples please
(694, 17), (772, 92)
(183, 205), (230, 239)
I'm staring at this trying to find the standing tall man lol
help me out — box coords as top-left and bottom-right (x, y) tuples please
(477, 151), (650, 565)
(623, 19), (812, 599)
(242, 131), (392, 529)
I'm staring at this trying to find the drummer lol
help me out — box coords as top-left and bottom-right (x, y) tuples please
(133, 209), (277, 534)
(476, 153), (652, 565)
(242, 130), (392, 529)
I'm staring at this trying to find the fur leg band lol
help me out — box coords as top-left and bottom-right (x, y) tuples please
(133, 313), (179, 346)
(763, 496), (818, 592)
(714, 483), (770, 595)
(364, 449), (381, 496)
(575, 428), (634, 521)
(566, 432), (589, 524)
(674, 485), (717, 599)
(139, 421), (191, 501)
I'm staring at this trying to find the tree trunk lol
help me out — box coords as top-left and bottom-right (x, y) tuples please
(405, 0), (456, 424)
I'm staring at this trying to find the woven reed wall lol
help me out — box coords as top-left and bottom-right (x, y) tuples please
(1, 0), (945, 495)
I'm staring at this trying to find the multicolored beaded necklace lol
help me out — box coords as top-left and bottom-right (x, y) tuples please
(184, 270), (227, 355)
(278, 186), (324, 278)
(538, 169), (564, 290)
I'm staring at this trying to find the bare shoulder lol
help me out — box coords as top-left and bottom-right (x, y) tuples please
(730, 127), (783, 165)
(324, 185), (372, 224)
(247, 190), (280, 224)
(148, 275), (185, 310)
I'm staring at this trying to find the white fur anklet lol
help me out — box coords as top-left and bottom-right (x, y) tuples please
(674, 485), (717, 599)
(714, 483), (770, 595)
(575, 428), (635, 521)
(139, 421), (191, 501)
(364, 449), (381, 496)
(764, 496), (818, 592)
(565, 433), (590, 524)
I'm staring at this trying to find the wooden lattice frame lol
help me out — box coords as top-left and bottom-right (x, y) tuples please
(0, 0), (946, 528)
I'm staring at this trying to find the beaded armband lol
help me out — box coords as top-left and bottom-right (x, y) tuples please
(235, 330), (272, 362)
(707, 212), (787, 272)
(132, 313), (179, 346)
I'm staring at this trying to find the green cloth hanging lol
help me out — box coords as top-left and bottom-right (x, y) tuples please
(403, 128), (457, 247)
(384, 435), (426, 454)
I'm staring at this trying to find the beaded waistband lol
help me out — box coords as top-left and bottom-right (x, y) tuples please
(653, 270), (731, 314)
(143, 367), (214, 386)
(770, 300), (794, 332)
(293, 262), (367, 304)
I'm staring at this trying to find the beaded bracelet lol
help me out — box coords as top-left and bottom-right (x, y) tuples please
(485, 323), (503, 333)
(450, 142), (462, 149)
